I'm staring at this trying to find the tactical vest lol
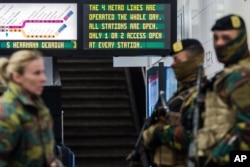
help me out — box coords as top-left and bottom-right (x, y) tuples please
(197, 59), (250, 156)
(153, 84), (197, 167)
(168, 84), (197, 112)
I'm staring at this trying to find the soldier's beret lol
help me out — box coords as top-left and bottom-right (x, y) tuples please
(170, 39), (202, 55)
(211, 14), (245, 31)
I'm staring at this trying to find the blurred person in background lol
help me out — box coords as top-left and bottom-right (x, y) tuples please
(0, 50), (63, 167)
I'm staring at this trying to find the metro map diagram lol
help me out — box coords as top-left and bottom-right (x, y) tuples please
(0, 3), (77, 49)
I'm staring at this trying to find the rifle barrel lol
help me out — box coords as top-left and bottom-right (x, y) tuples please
(188, 64), (204, 167)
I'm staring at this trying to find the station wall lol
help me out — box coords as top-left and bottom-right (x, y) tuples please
(178, 0), (250, 79)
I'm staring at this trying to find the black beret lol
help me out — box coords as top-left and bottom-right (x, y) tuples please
(211, 14), (245, 31)
(170, 39), (202, 55)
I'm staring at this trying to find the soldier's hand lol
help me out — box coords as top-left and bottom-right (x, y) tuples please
(155, 121), (165, 130)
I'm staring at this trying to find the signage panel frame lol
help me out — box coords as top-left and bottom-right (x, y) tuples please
(0, 0), (176, 57)
(82, 0), (177, 56)
(0, 0), (79, 56)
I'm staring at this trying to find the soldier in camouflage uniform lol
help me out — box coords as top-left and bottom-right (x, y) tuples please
(197, 14), (250, 167)
(0, 50), (63, 167)
(143, 39), (206, 167)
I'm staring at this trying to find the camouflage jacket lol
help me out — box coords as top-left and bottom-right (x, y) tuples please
(197, 58), (250, 164)
(144, 79), (206, 151)
(199, 58), (250, 157)
(0, 82), (56, 167)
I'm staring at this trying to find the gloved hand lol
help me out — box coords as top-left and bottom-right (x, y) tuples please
(210, 141), (232, 163)
(150, 107), (168, 124)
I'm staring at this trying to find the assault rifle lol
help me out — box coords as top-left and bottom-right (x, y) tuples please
(159, 90), (170, 114)
(188, 63), (204, 167)
(126, 116), (152, 167)
(126, 90), (170, 167)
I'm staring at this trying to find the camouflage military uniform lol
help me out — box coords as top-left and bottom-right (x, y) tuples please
(197, 14), (250, 167)
(197, 57), (250, 166)
(0, 82), (56, 167)
(142, 38), (206, 167)
(143, 80), (205, 167)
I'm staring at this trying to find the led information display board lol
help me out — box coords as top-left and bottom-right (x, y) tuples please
(83, 0), (176, 54)
(0, 3), (77, 49)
